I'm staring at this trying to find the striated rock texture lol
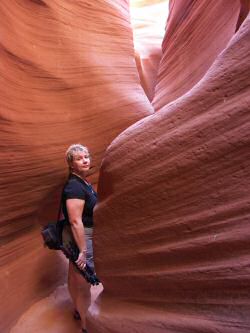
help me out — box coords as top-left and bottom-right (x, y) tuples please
(153, 0), (241, 110)
(0, 0), (152, 331)
(89, 7), (250, 333)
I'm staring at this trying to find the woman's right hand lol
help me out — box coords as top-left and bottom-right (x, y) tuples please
(76, 250), (87, 270)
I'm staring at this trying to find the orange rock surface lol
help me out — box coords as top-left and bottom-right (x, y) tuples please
(89, 3), (250, 333)
(153, 0), (241, 110)
(10, 284), (102, 333)
(0, 0), (152, 331)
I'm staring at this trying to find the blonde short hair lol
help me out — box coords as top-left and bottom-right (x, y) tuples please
(65, 144), (89, 165)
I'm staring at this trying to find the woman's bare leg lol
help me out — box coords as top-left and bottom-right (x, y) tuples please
(68, 262), (91, 330)
(68, 263), (77, 309)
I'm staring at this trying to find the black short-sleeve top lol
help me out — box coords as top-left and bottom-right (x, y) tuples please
(62, 174), (97, 228)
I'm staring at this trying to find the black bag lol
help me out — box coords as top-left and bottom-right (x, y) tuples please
(41, 219), (66, 250)
(41, 201), (100, 285)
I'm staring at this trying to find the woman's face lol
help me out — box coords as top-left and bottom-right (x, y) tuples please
(71, 150), (91, 175)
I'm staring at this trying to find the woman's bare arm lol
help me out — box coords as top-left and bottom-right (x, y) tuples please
(66, 198), (86, 269)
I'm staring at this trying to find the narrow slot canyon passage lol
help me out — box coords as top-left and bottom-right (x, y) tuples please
(1, 1), (250, 333)
(130, 0), (169, 101)
(3, 1), (169, 332)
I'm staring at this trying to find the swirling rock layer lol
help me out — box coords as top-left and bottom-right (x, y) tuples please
(153, 0), (241, 110)
(0, 0), (152, 331)
(90, 7), (250, 333)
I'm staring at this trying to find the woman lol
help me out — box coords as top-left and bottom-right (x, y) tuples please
(62, 144), (97, 333)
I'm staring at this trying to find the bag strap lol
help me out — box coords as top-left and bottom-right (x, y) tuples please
(58, 174), (74, 222)
(57, 200), (63, 221)
(57, 184), (66, 222)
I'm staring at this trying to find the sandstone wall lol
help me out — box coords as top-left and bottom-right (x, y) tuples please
(88, 3), (250, 333)
(0, 1), (152, 331)
(153, 0), (241, 110)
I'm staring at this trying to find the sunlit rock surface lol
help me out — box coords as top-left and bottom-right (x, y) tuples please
(0, 0), (152, 331)
(131, 0), (168, 101)
(90, 7), (250, 333)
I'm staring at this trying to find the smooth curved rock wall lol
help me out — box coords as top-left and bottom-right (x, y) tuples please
(0, 1), (152, 331)
(153, 0), (241, 110)
(89, 9), (250, 333)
